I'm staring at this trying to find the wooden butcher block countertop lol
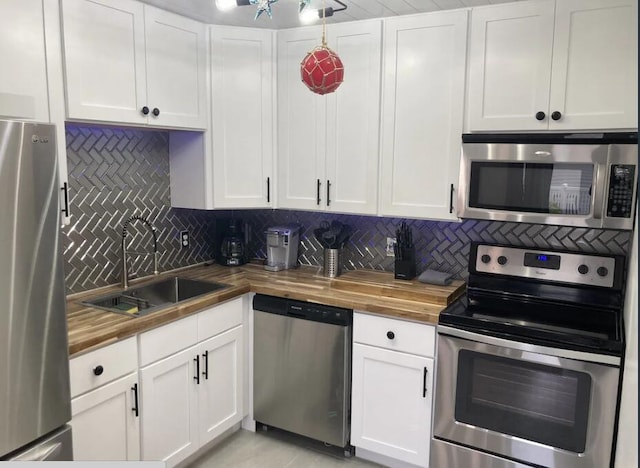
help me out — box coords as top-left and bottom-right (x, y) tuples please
(67, 263), (465, 357)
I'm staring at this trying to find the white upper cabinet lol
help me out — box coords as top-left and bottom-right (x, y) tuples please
(468, 0), (638, 131)
(211, 27), (274, 208)
(61, 0), (207, 129)
(379, 11), (468, 221)
(277, 21), (381, 214)
(0, 0), (50, 122)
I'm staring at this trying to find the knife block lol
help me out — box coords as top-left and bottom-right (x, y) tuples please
(394, 249), (416, 280)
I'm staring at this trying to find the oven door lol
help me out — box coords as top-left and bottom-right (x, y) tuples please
(433, 326), (621, 468)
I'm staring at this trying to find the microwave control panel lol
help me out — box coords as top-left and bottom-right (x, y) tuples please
(607, 164), (636, 218)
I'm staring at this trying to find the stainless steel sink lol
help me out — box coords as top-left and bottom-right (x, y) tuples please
(82, 277), (230, 317)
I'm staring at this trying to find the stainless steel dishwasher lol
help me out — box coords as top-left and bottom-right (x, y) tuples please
(253, 294), (352, 450)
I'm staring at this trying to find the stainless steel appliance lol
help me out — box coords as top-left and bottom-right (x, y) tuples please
(253, 294), (352, 450)
(458, 132), (638, 229)
(265, 224), (300, 271)
(0, 120), (72, 460)
(431, 242), (627, 468)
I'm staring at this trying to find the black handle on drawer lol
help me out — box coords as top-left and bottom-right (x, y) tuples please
(326, 180), (331, 207)
(386, 331), (395, 340)
(141, 106), (150, 115)
(535, 111), (546, 121)
(449, 184), (454, 214)
(152, 107), (160, 117)
(93, 365), (104, 376)
(131, 383), (139, 417)
(267, 177), (270, 203)
(423, 367), (428, 398)
(194, 355), (200, 384)
(317, 179), (321, 205)
(551, 111), (562, 121)
(61, 183), (70, 217)
(202, 350), (209, 380)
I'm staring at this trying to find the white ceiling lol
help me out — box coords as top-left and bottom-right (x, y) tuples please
(138, 0), (524, 29)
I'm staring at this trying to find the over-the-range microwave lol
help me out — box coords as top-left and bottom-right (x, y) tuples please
(457, 133), (638, 230)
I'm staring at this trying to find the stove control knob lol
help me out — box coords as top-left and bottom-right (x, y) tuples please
(481, 254), (491, 264)
(578, 264), (589, 275)
(597, 266), (609, 277)
(497, 256), (508, 266)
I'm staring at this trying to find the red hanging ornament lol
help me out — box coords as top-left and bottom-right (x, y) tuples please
(300, 2), (344, 95)
(301, 45), (344, 95)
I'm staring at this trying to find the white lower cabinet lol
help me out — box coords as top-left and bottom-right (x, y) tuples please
(351, 313), (435, 467)
(69, 337), (140, 461)
(139, 298), (244, 467)
(71, 372), (141, 461)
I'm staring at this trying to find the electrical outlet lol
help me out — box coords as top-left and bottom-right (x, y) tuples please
(386, 237), (397, 257)
(180, 230), (190, 249)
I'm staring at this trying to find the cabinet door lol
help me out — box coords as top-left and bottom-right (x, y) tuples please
(548, 0), (638, 130)
(351, 343), (433, 467)
(467, 0), (555, 131)
(144, 7), (207, 130)
(277, 27), (327, 211)
(71, 373), (140, 461)
(211, 27), (274, 208)
(0, 0), (49, 122)
(325, 21), (381, 215)
(61, 0), (147, 124)
(140, 346), (199, 467)
(198, 326), (243, 446)
(379, 11), (467, 221)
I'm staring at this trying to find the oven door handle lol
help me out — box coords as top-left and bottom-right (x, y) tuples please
(437, 326), (621, 366)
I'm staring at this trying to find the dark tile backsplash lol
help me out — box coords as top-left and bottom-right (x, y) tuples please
(62, 125), (632, 294)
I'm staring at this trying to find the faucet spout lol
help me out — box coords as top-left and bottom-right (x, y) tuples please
(121, 215), (159, 289)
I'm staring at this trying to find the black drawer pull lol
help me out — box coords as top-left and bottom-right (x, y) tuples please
(326, 180), (331, 207)
(386, 331), (395, 340)
(202, 350), (209, 380)
(449, 184), (454, 214)
(141, 106), (149, 115)
(267, 177), (270, 203)
(317, 179), (321, 205)
(152, 107), (160, 117)
(61, 183), (70, 217)
(423, 367), (428, 398)
(93, 365), (104, 376)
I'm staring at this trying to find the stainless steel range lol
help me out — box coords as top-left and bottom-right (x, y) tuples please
(431, 242), (627, 468)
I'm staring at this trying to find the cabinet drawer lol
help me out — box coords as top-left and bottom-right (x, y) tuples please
(353, 312), (435, 357)
(197, 297), (243, 342)
(70, 337), (138, 398)
(139, 315), (198, 367)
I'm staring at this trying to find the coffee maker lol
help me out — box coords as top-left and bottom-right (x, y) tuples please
(265, 225), (300, 271)
(216, 218), (247, 266)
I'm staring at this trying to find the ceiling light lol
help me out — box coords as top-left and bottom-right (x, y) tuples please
(299, 0), (346, 24)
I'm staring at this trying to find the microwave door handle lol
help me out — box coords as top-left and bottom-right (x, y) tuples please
(592, 163), (607, 220)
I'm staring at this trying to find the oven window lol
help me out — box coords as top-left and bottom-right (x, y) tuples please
(455, 350), (591, 453)
(469, 162), (594, 215)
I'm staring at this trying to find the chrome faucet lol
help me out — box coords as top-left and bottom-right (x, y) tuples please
(121, 215), (159, 289)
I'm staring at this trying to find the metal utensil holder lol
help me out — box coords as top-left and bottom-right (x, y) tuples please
(323, 248), (341, 278)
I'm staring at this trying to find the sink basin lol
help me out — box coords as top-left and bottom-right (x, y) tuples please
(82, 277), (230, 317)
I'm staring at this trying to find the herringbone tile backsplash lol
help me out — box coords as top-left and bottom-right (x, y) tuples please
(62, 125), (632, 294)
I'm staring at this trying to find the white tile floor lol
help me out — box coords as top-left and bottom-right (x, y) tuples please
(188, 429), (382, 468)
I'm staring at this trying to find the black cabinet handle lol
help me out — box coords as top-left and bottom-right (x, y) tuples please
(535, 111), (546, 121)
(141, 106), (149, 115)
(267, 177), (270, 203)
(423, 367), (428, 398)
(61, 182), (70, 217)
(93, 365), (104, 376)
(449, 184), (454, 214)
(194, 355), (200, 384)
(316, 179), (321, 205)
(551, 111), (562, 121)
(386, 331), (395, 340)
(202, 350), (209, 380)
(326, 180), (331, 207)
(131, 383), (139, 417)
(152, 108), (160, 117)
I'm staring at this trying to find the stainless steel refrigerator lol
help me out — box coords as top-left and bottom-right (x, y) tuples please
(0, 120), (72, 460)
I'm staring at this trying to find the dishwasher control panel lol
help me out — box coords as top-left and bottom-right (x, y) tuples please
(254, 294), (352, 326)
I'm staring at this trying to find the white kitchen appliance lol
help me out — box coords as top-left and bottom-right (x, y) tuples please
(265, 225), (300, 271)
(0, 120), (72, 460)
